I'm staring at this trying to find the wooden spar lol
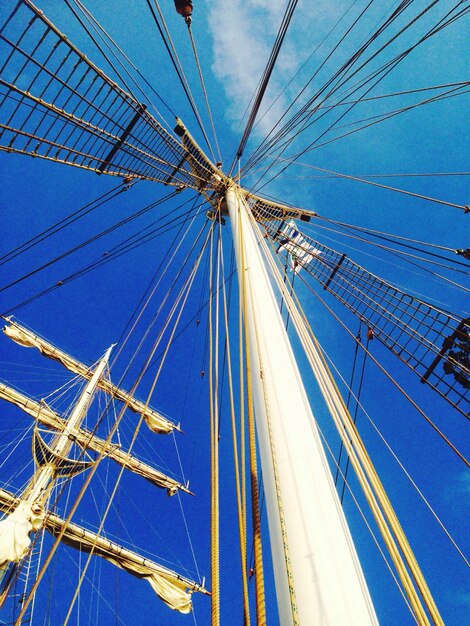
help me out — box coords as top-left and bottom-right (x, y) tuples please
(0, 488), (209, 603)
(2, 318), (179, 434)
(0, 383), (192, 495)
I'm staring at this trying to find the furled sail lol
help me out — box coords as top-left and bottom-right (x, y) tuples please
(0, 489), (208, 613)
(50, 519), (197, 614)
(0, 383), (189, 494)
(0, 501), (42, 566)
(2, 320), (177, 434)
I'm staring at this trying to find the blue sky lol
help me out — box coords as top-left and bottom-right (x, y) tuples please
(0, 1), (469, 624)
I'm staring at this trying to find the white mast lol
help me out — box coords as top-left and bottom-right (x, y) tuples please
(227, 186), (377, 625)
(0, 346), (113, 574)
(23, 345), (113, 506)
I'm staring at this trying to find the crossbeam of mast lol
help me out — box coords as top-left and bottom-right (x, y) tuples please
(0, 382), (190, 495)
(0, 488), (208, 613)
(3, 319), (177, 434)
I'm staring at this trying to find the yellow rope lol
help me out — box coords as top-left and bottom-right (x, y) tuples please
(299, 298), (442, 625)
(219, 226), (251, 624)
(239, 203), (267, 625)
(257, 222), (443, 625)
(239, 216), (249, 624)
(208, 223), (220, 626)
(245, 274), (300, 625)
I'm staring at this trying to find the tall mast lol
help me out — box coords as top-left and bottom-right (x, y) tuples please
(0, 346), (113, 580)
(22, 345), (114, 506)
(0, 340), (207, 614)
(227, 186), (377, 625)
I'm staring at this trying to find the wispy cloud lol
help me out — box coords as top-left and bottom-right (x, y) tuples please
(207, 0), (352, 160)
(446, 470), (470, 499)
(207, 1), (301, 139)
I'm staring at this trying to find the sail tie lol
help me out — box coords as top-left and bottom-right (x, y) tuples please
(208, 222), (221, 625)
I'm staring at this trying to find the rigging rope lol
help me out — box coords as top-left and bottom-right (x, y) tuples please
(239, 205), (267, 624)
(251, 206), (445, 624)
(280, 86), (470, 168)
(219, 226), (251, 624)
(310, 221), (470, 290)
(63, 247), (209, 624)
(283, 161), (468, 211)
(291, 81), (470, 119)
(334, 321), (362, 487)
(233, 0), (299, 163)
(186, 21), (222, 164)
(112, 196), (203, 354)
(69, 0), (175, 120)
(340, 332), (371, 504)
(244, 2), (470, 194)
(0, 182), (129, 268)
(290, 264), (469, 468)
(208, 222), (220, 625)
(238, 209), (248, 626)
(252, 84), (470, 195)
(243, 0), (362, 149)
(322, 345), (470, 569)
(0, 190), (180, 295)
(2, 197), (205, 315)
(316, 422), (419, 623)
(15, 224), (213, 625)
(242, 0), (377, 172)
(145, 0), (216, 160)
(306, 217), (470, 269)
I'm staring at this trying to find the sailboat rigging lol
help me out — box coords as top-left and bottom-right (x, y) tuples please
(0, 0), (468, 624)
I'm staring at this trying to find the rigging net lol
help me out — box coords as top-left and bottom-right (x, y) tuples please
(264, 219), (470, 417)
(0, 0), (216, 190)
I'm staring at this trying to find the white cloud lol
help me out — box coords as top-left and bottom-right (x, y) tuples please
(206, 1), (354, 154)
(207, 1), (301, 139)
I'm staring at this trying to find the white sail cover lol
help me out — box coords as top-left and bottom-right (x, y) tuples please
(3, 322), (176, 434)
(56, 525), (193, 614)
(0, 501), (42, 566)
(278, 220), (321, 273)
